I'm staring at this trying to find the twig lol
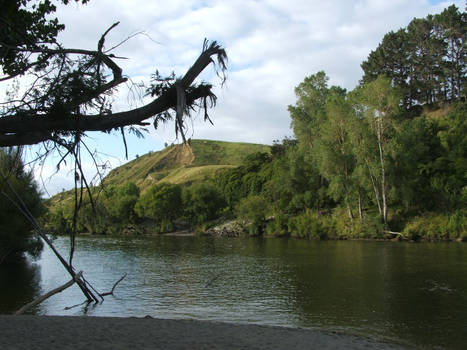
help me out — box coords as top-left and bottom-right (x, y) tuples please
(64, 300), (89, 311)
(100, 273), (127, 297)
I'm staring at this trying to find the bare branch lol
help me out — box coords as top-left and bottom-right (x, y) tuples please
(100, 273), (127, 297)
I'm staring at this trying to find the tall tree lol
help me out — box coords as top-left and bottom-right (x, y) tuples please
(315, 89), (357, 220)
(361, 29), (412, 105)
(361, 5), (466, 106)
(350, 76), (401, 225)
(433, 5), (467, 101)
(288, 71), (329, 148)
(288, 71), (332, 212)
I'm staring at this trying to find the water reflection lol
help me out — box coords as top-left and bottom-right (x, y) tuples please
(1, 236), (466, 349)
(0, 258), (42, 314)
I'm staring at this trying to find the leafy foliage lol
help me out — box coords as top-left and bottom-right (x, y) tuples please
(361, 5), (466, 106)
(182, 183), (225, 225)
(135, 183), (182, 232)
(235, 195), (270, 236)
(0, 148), (44, 264)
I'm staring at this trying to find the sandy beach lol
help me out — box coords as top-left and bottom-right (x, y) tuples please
(1, 315), (408, 349)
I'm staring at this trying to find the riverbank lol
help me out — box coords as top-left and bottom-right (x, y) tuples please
(1, 315), (408, 349)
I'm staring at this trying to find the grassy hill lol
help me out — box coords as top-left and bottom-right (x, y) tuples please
(102, 139), (270, 190)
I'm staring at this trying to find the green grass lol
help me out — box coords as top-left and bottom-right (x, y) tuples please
(190, 139), (270, 166)
(151, 165), (235, 185)
(102, 139), (269, 190)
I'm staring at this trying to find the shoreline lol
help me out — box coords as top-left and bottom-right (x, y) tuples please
(72, 230), (466, 243)
(1, 315), (409, 349)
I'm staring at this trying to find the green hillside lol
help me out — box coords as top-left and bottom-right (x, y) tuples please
(102, 139), (270, 190)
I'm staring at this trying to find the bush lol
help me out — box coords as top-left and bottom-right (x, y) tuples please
(403, 210), (467, 240)
(135, 183), (182, 232)
(265, 213), (289, 237)
(287, 211), (331, 240)
(235, 195), (269, 236)
(182, 183), (225, 225)
(331, 209), (384, 239)
(106, 182), (140, 224)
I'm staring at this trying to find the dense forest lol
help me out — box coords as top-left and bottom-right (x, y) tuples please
(41, 5), (467, 241)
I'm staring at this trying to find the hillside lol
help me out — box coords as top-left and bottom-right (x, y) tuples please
(102, 139), (270, 190)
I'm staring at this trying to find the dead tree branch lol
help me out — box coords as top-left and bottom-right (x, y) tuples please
(0, 39), (227, 147)
(100, 273), (127, 297)
(15, 271), (83, 315)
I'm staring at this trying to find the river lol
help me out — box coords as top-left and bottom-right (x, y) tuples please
(1, 235), (466, 349)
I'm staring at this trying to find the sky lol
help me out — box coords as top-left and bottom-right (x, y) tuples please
(14, 0), (464, 195)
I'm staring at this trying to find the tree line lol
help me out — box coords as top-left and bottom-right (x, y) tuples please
(361, 5), (465, 106)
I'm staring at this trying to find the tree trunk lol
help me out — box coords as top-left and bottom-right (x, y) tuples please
(377, 119), (388, 226)
(358, 193), (363, 220)
(347, 201), (354, 222)
(35, 228), (98, 302)
(366, 158), (382, 217)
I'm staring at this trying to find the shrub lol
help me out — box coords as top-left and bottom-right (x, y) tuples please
(403, 210), (466, 240)
(182, 183), (225, 225)
(287, 211), (331, 240)
(235, 195), (269, 236)
(265, 213), (289, 237)
(135, 183), (182, 232)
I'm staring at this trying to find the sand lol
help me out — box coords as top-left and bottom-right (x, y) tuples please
(1, 315), (409, 349)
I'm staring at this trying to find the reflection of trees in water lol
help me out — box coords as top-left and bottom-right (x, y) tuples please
(0, 259), (41, 314)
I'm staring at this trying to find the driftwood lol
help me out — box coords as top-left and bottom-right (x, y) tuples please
(100, 273), (127, 297)
(385, 230), (405, 237)
(15, 271), (83, 315)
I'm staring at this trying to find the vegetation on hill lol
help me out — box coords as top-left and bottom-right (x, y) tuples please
(44, 140), (269, 234)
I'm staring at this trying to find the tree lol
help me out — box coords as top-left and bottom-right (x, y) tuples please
(287, 72), (335, 213)
(135, 183), (182, 232)
(423, 102), (467, 210)
(0, 147), (44, 264)
(433, 5), (467, 101)
(288, 71), (329, 148)
(182, 183), (225, 225)
(361, 5), (465, 106)
(105, 181), (140, 224)
(0, 0), (227, 155)
(350, 76), (401, 225)
(235, 195), (270, 236)
(315, 89), (357, 220)
(361, 29), (412, 105)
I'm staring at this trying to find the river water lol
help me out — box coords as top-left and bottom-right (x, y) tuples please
(1, 235), (466, 349)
